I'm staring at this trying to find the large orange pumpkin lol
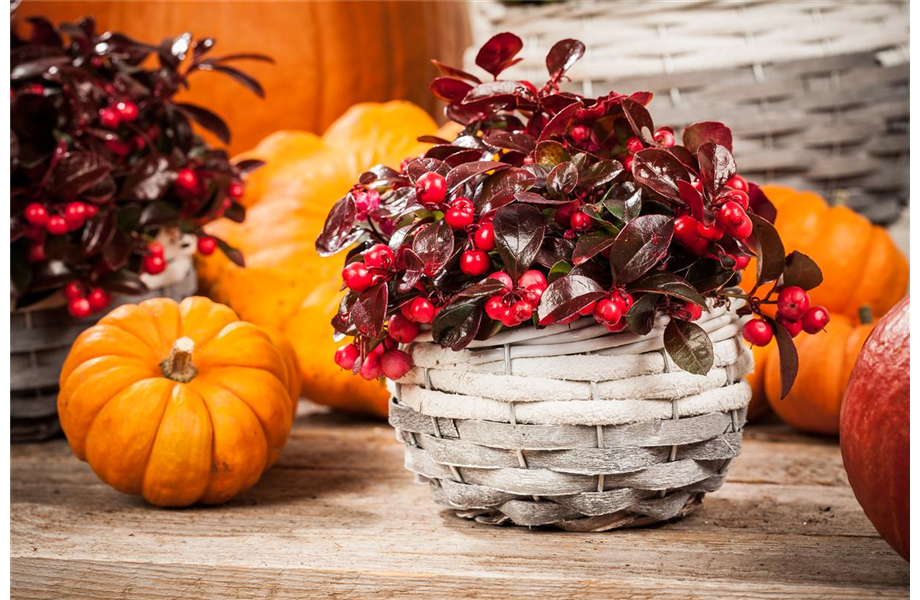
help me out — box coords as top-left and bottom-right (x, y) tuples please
(741, 186), (908, 318)
(14, 1), (471, 154)
(198, 102), (457, 417)
(763, 309), (876, 435)
(59, 296), (296, 507)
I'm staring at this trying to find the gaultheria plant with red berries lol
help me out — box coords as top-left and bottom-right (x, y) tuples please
(11, 16), (269, 317)
(317, 33), (829, 398)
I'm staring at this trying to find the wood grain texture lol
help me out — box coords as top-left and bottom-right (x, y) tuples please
(11, 408), (908, 599)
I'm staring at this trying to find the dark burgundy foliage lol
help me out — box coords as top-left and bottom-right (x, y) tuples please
(316, 33), (824, 389)
(11, 15), (267, 309)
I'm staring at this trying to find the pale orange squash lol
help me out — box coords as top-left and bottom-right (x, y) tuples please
(58, 296), (296, 507)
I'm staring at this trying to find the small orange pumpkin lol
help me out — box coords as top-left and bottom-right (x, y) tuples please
(59, 296), (295, 506)
(763, 308), (876, 435)
(745, 342), (773, 421)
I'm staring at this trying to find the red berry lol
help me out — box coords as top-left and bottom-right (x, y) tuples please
(717, 201), (747, 231)
(409, 297), (436, 324)
(84, 204), (98, 218)
(381, 349), (413, 380)
(685, 302), (703, 321)
(342, 262), (373, 293)
(512, 300), (534, 321)
(46, 215), (68, 235)
(64, 202), (88, 230)
(726, 175), (749, 193)
(777, 286), (810, 320)
(114, 100), (138, 121)
(732, 255), (751, 271)
(673, 215), (699, 245)
(416, 172), (447, 205)
(611, 291), (633, 313)
(653, 128), (675, 147)
(98, 107), (120, 129)
(87, 288), (111, 312)
(364, 244), (395, 270)
(570, 211), (592, 232)
(144, 254), (166, 275)
(360, 351), (384, 380)
(742, 319), (773, 347)
(594, 299), (622, 325)
(696, 220), (724, 241)
(474, 222), (496, 250)
(68, 297), (92, 319)
(24, 203), (49, 226)
(460, 250), (490, 276)
(721, 189), (749, 210)
(445, 207), (474, 229)
(229, 181), (245, 199)
(623, 155), (634, 171)
(728, 213), (753, 239)
(149, 241), (165, 257)
(499, 307), (522, 328)
(778, 316), (803, 338)
(175, 168), (199, 192)
(518, 270), (548, 292)
(554, 202), (578, 226)
(487, 271), (514, 292)
(570, 125), (591, 144)
(578, 300), (598, 317)
(388, 313), (420, 343)
(485, 295), (506, 320)
(802, 306), (830, 334)
(626, 136), (644, 154)
(334, 343), (360, 370)
(64, 281), (85, 300)
(105, 138), (132, 156)
(28, 242), (46, 263)
(451, 197), (474, 212)
(197, 236), (217, 256)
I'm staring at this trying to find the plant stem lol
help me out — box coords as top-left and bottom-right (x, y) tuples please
(161, 336), (197, 383)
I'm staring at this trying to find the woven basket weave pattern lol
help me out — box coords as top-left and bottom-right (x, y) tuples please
(467, 0), (909, 224)
(389, 302), (751, 530)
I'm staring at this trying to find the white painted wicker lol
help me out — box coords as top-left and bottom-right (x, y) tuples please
(389, 299), (752, 530)
(10, 231), (197, 442)
(466, 0), (910, 224)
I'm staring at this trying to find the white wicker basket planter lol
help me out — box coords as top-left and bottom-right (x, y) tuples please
(388, 299), (752, 530)
(10, 231), (197, 443)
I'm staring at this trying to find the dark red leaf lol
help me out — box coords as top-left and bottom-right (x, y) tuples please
(677, 180), (705, 220)
(482, 130), (536, 154)
(431, 59), (482, 84)
(120, 155), (175, 201)
(536, 274), (605, 325)
(697, 142), (736, 199)
(430, 77), (474, 103)
(475, 32), (524, 78)
(546, 161), (578, 198)
(537, 102), (581, 141)
(174, 102), (230, 144)
(461, 80), (534, 105)
(353, 284), (388, 338)
(405, 157), (449, 183)
(412, 220), (455, 276)
(546, 39), (586, 80)
(621, 98), (655, 144)
(578, 159), (623, 189)
(629, 271), (706, 307)
(47, 151), (112, 201)
(632, 149), (689, 201)
(198, 63), (265, 97)
(446, 161), (509, 190)
(573, 231), (617, 266)
(534, 140), (570, 167)
(664, 319), (714, 375)
(770, 315), (800, 399)
(432, 298), (483, 351)
(682, 121), (733, 154)
(315, 194), (360, 256)
(477, 168), (536, 213)
(749, 183), (777, 224)
(397, 249), (425, 293)
(215, 236), (245, 267)
(493, 203), (545, 281)
(514, 190), (569, 205)
(782, 251), (823, 291)
(750, 214), (785, 285)
(609, 214), (674, 285)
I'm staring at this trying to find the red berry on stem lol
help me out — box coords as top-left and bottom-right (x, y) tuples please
(594, 299), (622, 325)
(732, 255), (751, 271)
(721, 189), (749, 209)
(381, 349), (413, 380)
(451, 197), (474, 213)
(175, 168), (199, 192)
(460, 250), (490, 276)
(802, 306), (830, 334)
(68, 297), (92, 319)
(64, 202), (88, 229)
(685, 302), (703, 321)
(728, 213), (753, 239)
(360, 351), (384, 380)
(512, 300), (534, 321)
(197, 236), (217, 255)
(229, 181), (245, 199)
(554, 202), (578, 226)
(64, 281), (85, 300)
(87, 288), (111, 312)
(144, 254), (166, 275)
(570, 211), (592, 232)
(46, 215), (68, 235)
(409, 297), (436, 324)
(742, 319), (773, 346)
(445, 207), (474, 229)
(342, 262), (373, 292)
(487, 271), (514, 291)
(673, 215), (699, 245)
(388, 313), (420, 343)
(474, 222), (496, 250)
(778, 316), (803, 338)
(726, 175), (749, 193)
(114, 100), (138, 121)
(485, 295), (506, 320)
(98, 107), (120, 129)
(611, 291), (633, 313)
(696, 220), (724, 241)
(499, 307), (522, 328)
(334, 343), (360, 370)
(518, 270), (548, 292)
(578, 300), (598, 317)
(777, 286), (810, 320)
(626, 136), (644, 154)
(364, 243), (395, 270)
(623, 155), (634, 171)
(653, 128), (675, 147)
(24, 203), (48, 226)
(570, 125), (591, 144)
(416, 172), (447, 205)
(149, 241), (165, 257)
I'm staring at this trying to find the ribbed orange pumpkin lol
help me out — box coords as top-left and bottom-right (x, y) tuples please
(763, 309), (876, 435)
(198, 102), (457, 417)
(59, 296), (296, 506)
(741, 186), (908, 317)
(744, 342), (773, 421)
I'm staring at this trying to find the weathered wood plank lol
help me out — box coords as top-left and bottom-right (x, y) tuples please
(10, 414), (908, 599)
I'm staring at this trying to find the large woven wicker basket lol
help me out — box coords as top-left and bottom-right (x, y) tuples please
(468, 0), (909, 225)
(389, 299), (752, 530)
(10, 232), (198, 443)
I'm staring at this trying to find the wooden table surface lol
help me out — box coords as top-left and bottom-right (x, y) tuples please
(11, 405), (909, 599)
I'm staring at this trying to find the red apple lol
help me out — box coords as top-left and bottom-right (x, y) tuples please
(840, 296), (909, 560)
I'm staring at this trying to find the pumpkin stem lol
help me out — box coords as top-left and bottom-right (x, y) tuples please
(161, 337), (198, 383)
(858, 305), (873, 325)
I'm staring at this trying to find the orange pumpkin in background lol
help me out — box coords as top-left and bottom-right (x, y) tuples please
(14, 0), (470, 154)
(58, 297), (296, 507)
(744, 342), (773, 421)
(198, 102), (459, 417)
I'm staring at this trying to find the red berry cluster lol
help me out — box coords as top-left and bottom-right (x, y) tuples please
(483, 270), (547, 327)
(63, 280), (111, 318)
(620, 127), (675, 171)
(742, 286), (830, 346)
(673, 175), (753, 267)
(22, 201), (99, 261)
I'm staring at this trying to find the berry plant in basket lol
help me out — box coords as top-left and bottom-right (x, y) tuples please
(11, 15), (268, 317)
(317, 33), (829, 398)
